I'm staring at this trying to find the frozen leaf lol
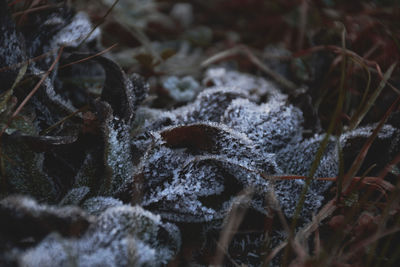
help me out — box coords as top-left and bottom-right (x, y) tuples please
(222, 98), (304, 153)
(82, 196), (123, 216)
(162, 76), (201, 103)
(101, 117), (136, 196)
(134, 123), (279, 222)
(0, 137), (58, 202)
(174, 86), (249, 123)
(340, 124), (400, 175)
(274, 134), (337, 217)
(0, 1), (27, 91)
(18, 205), (180, 267)
(274, 124), (400, 218)
(0, 196), (92, 244)
(59, 187), (90, 206)
(276, 134), (338, 178)
(22, 8), (100, 70)
(48, 12), (100, 49)
(159, 122), (277, 172)
(203, 67), (286, 103)
(65, 54), (145, 122)
(59, 53), (149, 196)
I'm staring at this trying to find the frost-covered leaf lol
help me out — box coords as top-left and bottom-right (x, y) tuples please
(82, 196), (123, 216)
(58, 53), (149, 197)
(18, 205), (181, 267)
(0, 1), (27, 91)
(277, 134), (338, 178)
(59, 187), (90, 206)
(203, 67), (287, 103)
(0, 196), (92, 243)
(22, 8), (100, 70)
(340, 124), (400, 175)
(222, 97), (304, 153)
(133, 122), (279, 222)
(174, 86), (249, 123)
(0, 137), (58, 202)
(162, 76), (201, 103)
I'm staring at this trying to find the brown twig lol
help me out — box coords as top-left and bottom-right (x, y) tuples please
(58, 43), (118, 69)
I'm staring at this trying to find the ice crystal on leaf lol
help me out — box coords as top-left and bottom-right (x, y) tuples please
(175, 86), (249, 123)
(1, 4), (400, 267)
(16, 203), (180, 267)
(129, 69), (400, 224)
(203, 67), (287, 103)
(162, 76), (201, 102)
(222, 98), (304, 153)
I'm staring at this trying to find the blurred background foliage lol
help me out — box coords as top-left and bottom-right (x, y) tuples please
(65, 0), (400, 132)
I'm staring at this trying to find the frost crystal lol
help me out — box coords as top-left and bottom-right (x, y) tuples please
(132, 69), (398, 222)
(49, 12), (100, 48)
(1, 2), (399, 265)
(16, 203), (180, 267)
(175, 86), (249, 123)
(162, 76), (201, 102)
(222, 98), (304, 153)
(102, 119), (135, 195)
(82, 197), (123, 216)
(203, 67), (287, 103)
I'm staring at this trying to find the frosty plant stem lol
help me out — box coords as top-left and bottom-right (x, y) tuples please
(349, 63), (397, 130)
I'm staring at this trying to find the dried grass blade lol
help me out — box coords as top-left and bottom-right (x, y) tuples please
(342, 93), (400, 193)
(59, 43), (118, 69)
(342, 226), (400, 263)
(212, 188), (253, 266)
(349, 62), (397, 129)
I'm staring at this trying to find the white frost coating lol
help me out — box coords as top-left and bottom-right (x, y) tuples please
(59, 186), (90, 206)
(162, 76), (201, 102)
(104, 119), (135, 195)
(203, 67), (287, 103)
(0, 195), (90, 220)
(133, 70), (326, 221)
(340, 124), (397, 144)
(223, 98), (304, 153)
(49, 12), (100, 48)
(19, 205), (180, 267)
(277, 133), (338, 178)
(31, 66), (77, 114)
(133, 68), (400, 224)
(82, 196), (123, 215)
(0, 24), (25, 66)
(174, 86), (249, 123)
(133, 107), (178, 133)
